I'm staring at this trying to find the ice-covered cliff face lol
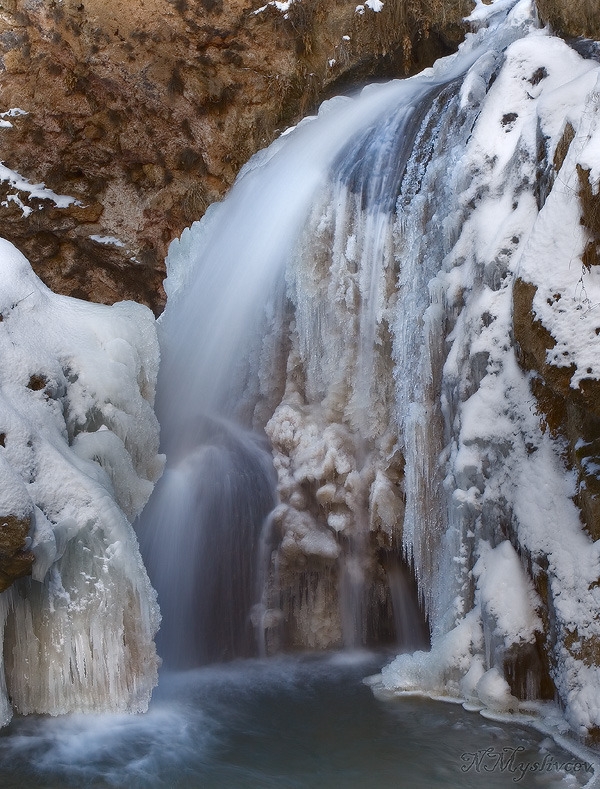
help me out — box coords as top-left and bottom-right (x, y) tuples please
(372, 4), (600, 738)
(149, 0), (600, 738)
(0, 239), (163, 726)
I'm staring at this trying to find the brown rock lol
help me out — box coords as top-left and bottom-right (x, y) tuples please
(536, 0), (600, 40)
(0, 514), (34, 592)
(577, 164), (600, 270)
(513, 276), (600, 540)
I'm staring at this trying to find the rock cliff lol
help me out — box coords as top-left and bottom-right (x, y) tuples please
(536, 0), (600, 40)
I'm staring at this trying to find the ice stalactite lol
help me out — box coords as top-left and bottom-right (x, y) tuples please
(0, 239), (162, 725)
(261, 88), (450, 651)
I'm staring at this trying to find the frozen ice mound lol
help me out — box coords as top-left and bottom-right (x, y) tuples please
(0, 239), (163, 726)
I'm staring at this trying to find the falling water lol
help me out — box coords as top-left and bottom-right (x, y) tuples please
(136, 1), (541, 667)
(136, 77), (448, 662)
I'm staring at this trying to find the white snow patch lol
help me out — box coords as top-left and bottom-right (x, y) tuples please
(474, 540), (543, 648)
(0, 163), (79, 216)
(0, 108), (27, 129)
(89, 235), (126, 248)
(253, 0), (296, 15)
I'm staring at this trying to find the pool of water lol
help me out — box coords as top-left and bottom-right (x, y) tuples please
(0, 652), (595, 788)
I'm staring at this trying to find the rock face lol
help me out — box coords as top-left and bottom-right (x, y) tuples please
(513, 118), (600, 543)
(536, 0), (600, 40)
(514, 277), (600, 542)
(0, 515), (34, 592)
(0, 0), (469, 313)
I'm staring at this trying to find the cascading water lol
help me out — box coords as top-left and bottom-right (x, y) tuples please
(137, 78), (437, 663)
(135, 0), (600, 742)
(136, 0), (526, 667)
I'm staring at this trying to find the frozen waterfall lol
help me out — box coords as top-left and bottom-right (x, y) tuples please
(0, 240), (162, 726)
(137, 0), (600, 738)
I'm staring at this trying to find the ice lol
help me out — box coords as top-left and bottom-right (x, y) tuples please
(0, 239), (162, 725)
(476, 667), (520, 713)
(473, 540), (543, 649)
(370, 3), (600, 734)
(259, 0), (600, 734)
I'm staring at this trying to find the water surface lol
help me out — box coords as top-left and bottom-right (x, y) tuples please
(0, 653), (594, 788)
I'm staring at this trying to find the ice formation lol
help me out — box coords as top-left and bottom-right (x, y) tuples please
(370, 3), (600, 737)
(141, 0), (600, 738)
(0, 239), (162, 726)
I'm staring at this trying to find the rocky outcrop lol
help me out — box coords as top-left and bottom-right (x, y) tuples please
(514, 277), (600, 542)
(0, 514), (33, 592)
(0, 0), (470, 313)
(536, 0), (600, 41)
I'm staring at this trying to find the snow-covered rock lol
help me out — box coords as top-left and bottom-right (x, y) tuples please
(0, 238), (163, 726)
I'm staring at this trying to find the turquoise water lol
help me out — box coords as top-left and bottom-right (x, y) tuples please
(0, 653), (594, 788)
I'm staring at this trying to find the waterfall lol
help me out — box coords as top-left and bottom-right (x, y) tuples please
(137, 0), (600, 738)
(137, 0), (523, 661)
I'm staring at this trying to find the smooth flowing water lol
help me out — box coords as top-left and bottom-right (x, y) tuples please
(0, 653), (593, 789)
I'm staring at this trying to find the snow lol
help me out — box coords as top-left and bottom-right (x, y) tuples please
(0, 163), (79, 216)
(0, 108), (27, 129)
(89, 235), (125, 248)
(364, 0), (600, 736)
(5, 0), (589, 742)
(0, 239), (163, 726)
(253, 0), (296, 16)
(518, 74), (600, 388)
(355, 0), (384, 12)
(473, 540), (543, 649)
